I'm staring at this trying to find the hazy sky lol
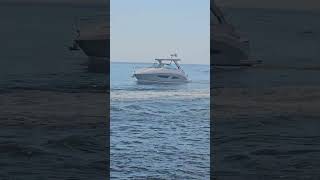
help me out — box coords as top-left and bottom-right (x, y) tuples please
(111, 0), (210, 64)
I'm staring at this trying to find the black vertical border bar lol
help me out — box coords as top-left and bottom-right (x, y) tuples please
(106, 0), (110, 179)
(210, 0), (214, 179)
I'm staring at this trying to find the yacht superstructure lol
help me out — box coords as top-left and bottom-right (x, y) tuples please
(133, 54), (190, 84)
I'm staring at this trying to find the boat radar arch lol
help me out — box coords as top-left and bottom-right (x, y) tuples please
(155, 53), (182, 69)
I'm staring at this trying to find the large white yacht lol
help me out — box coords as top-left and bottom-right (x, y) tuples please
(69, 14), (109, 73)
(211, 3), (254, 67)
(71, 15), (109, 57)
(133, 54), (190, 84)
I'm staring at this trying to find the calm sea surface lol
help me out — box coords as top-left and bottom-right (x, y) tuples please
(110, 62), (210, 179)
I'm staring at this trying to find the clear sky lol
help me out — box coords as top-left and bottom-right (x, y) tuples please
(111, 0), (210, 64)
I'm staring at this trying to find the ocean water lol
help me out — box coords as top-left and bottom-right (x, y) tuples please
(110, 62), (210, 179)
(213, 8), (320, 179)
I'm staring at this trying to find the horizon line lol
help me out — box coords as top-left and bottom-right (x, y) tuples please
(111, 60), (209, 65)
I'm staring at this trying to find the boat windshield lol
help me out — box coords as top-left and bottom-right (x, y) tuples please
(151, 62), (177, 69)
(163, 64), (177, 69)
(152, 63), (161, 68)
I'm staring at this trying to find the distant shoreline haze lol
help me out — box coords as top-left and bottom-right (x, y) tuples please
(110, 61), (210, 65)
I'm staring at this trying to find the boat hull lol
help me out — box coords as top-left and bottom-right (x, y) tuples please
(211, 38), (250, 66)
(134, 73), (189, 84)
(75, 39), (109, 73)
(75, 39), (109, 58)
(211, 4), (253, 67)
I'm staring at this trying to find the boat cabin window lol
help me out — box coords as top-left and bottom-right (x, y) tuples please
(152, 61), (177, 69)
(158, 75), (169, 78)
(163, 64), (176, 69)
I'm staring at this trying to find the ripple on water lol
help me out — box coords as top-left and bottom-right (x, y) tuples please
(111, 90), (210, 179)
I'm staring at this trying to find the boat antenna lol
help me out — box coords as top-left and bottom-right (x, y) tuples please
(170, 53), (178, 59)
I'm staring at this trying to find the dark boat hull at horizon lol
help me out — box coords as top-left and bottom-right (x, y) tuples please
(211, 39), (250, 66)
(75, 39), (109, 58)
(75, 39), (110, 73)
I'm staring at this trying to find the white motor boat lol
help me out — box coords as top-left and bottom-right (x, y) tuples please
(133, 54), (190, 84)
